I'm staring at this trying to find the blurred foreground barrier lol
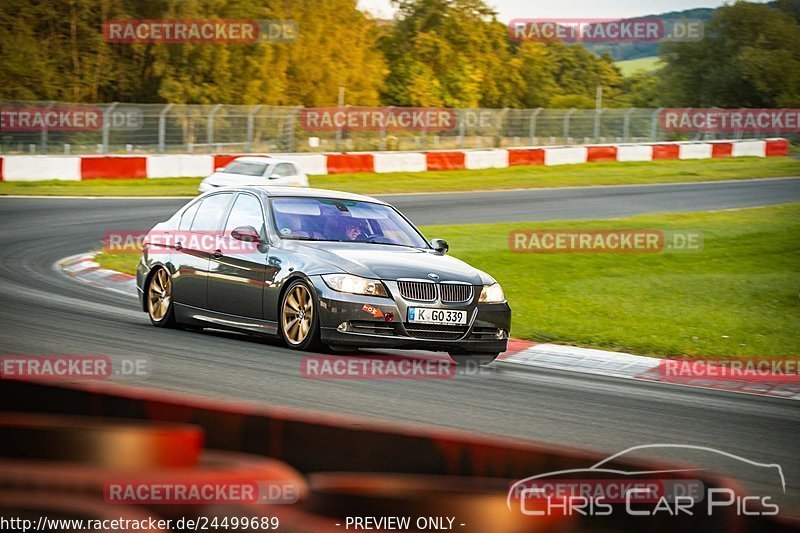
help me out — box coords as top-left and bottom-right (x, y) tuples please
(1, 380), (797, 531)
(0, 413), (202, 468)
(0, 138), (788, 181)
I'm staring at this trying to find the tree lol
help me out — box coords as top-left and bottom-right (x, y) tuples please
(658, 1), (800, 107)
(0, 0), (141, 101)
(620, 71), (662, 108)
(0, 0), (387, 105)
(380, 0), (517, 107)
(545, 45), (625, 107)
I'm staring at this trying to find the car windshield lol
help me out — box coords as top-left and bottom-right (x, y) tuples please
(223, 161), (267, 176)
(271, 197), (429, 248)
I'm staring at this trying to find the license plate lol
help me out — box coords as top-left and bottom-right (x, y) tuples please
(407, 307), (467, 325)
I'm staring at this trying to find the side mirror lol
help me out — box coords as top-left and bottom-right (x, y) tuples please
(430, 238), (449, 254)
(231, 225), (261, 243)
(215, 167), (224, 172)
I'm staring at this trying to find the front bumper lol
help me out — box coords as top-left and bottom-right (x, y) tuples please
(309, 276), (511, 353)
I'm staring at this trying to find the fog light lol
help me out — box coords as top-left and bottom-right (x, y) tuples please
(338, 322), (349, 332)
(496, 329), (507, 340)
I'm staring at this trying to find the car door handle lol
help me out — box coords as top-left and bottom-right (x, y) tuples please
(212, 249), (223, 259)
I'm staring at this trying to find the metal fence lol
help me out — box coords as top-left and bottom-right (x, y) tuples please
(0, 100), (792, 155)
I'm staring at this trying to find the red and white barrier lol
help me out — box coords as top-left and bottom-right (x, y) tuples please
(81, 156), (147, 179)
(617, 145), (652, 162)
(545, 146), (588, 166)
(765, 138), (789, 156)
(711, 142), (733, 158)
(732, 140), (766, 158)
(326, 153), (374, 174)
(464, 149), (509, 169)
(586, 146), (617, 163)
(678, 143), (713, 160)
(425, 151), (465, 171)
(1, 156), (82, 181)
(507, 148), (545, 166)
(373, 152), (426, 173)
(147, 155), (214, 179)
(0, 138), (789, 181)
(652, 144), (680, 159)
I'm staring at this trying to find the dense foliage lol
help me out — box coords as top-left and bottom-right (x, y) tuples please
(0, 0), (797, 107)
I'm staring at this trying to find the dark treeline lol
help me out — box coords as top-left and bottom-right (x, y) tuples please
(0, 0), (798, 107)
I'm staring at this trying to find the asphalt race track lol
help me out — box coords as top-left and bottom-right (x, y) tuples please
(385, 176), (800, 224)
(1, 177), (799, 516)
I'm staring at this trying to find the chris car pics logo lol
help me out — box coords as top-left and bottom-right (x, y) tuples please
(507, 444), (783, 518)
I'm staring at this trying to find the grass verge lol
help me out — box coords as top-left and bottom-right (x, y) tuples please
(0, 177), (202, 197)
(94, 203), (800, 358)
(94, 253), (139, 275)
(2, 157), (799, 196)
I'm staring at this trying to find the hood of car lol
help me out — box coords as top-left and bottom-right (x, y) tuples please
(287, 241), (485, 284)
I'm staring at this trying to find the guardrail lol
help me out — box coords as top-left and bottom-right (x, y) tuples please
(0, 138), (789, 181)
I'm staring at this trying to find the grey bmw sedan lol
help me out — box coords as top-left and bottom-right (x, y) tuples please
(136, 186), (511, 365)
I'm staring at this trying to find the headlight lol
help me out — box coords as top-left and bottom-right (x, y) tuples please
(479, 283), (505, 303)
(322, 274), (388, 297)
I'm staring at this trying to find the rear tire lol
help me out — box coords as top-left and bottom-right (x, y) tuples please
(448, 352), (499, 366)
(280, 279), (325, 352)
(146, 267), (178, 328)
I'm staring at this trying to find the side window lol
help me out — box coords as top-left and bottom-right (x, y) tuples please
(224, 194), (265, 237)
(178, 201), (200, 231)
(190, 193), (233, 232)
(271, 163), (296, 177)
(225, 162), (267, 176)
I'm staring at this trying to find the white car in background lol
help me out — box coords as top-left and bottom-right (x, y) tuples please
(198, 156), (309, 193)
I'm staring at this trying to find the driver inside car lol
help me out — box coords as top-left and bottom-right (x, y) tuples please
(344, 221), (366, 241)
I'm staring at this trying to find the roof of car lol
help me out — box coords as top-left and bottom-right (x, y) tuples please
(228, 156), (273, 164)
(239, 186), (386, 204)
(228, 156), (304, 165)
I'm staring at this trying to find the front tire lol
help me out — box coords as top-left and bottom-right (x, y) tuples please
(280, 279), (324, 351)
(146, 267), (178, 328)
(448, 352), (499, 366)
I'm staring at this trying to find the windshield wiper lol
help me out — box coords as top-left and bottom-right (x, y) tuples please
(364, 241), (415, 248)
(285, 236), (323, 241)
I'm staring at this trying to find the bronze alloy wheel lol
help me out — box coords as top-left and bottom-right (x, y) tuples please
(147, 267), (175, 326)
(280, 280), (324, 351)
(282, 283), (314, 346)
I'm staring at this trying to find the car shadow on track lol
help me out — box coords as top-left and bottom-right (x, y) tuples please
(134, 322), (497, 377)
